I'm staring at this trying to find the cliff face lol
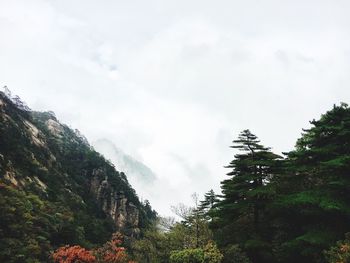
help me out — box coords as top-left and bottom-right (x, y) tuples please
(90, 169), (140, 237)
(0, 90), (156, 258)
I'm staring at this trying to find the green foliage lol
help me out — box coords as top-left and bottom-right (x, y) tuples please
(211, 104), (350, 263)
(0, 93), (156, 262)
(325, 233), (350, 263)
(131, 224), (168, 263)
(171, 195), (214, 249)
(131, 195), (222, 263)
(269, 104), (350, 263)
(203, 241), (224, 263)
(170, 242), (223, 263)
(212, 130), (281, 262)
(199, 190), (219, 212)
(5, 92), (350, 263)
(0, 183), (53, 262)
(222, 245), (251, 263)
(170, 248), (205, 263)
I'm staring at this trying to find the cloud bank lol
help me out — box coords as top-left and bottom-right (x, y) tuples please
(1, 0), (350, 215)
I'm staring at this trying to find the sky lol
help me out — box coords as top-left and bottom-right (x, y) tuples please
(1, 0), (350, 216)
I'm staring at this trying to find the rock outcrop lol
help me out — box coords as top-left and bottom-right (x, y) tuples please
(90, 169), (141, 237)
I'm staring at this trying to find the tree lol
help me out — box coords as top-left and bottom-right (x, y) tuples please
(222, 245), (250, 263)
(0, 183), (58, 262)
(95, 233), (130, 263)
(52, 232), (135, 263)
(169, 241), (223, 263)
(200, 190), (219, 209)
(52, 245), (96, 263)
(170, 248), (204, 263)
(213, 130), (281, 262)
(199, 190), (220, 221)
(131, 221), (169, 263)
(270, 103), (350, 263)
(325, 233), (350, 263)
(203, 241), (224, 263)
(171, 193), (212, 249)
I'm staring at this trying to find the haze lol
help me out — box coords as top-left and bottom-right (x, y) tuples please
(1, 0), (350, 215)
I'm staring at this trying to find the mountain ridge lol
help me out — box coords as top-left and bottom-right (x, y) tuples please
(0, 89), (156, 262)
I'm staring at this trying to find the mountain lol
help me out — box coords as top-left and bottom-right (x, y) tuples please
(2, 85), (31, 111)
(0, 89), (156, 262)
(93, 138), (156, 186)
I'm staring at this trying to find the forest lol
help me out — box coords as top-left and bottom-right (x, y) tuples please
(2, 0), (350, 262)
(2, 91), (350, 263)
(118, 102), (350, 263)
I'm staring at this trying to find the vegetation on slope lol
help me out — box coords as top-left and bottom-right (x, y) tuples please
(3, 88), (350, 263)
(0, 92), (156, 262)
(126, 103), (350, 263)
(211, 103), (350, 263)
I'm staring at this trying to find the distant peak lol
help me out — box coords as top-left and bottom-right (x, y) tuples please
(3, 85), (11, 97)
(1, 86), (31, 111)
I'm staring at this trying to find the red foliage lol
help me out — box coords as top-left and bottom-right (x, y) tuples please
(96, 233), (129, 263)
(52, 245), (96, 263)
(52, 233), (136, 263)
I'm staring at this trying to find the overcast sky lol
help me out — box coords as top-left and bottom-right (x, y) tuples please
(1, 0), (350, 216)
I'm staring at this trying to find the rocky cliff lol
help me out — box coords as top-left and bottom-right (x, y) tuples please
(89, 169), (140, 237)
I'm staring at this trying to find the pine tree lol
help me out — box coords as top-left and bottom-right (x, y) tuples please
(199, 190), (220, 221)
(200, 190), (219, 211)
(270, 103), (350, 263)
(222, 130), (280, 229)
(213, 130), (281, 262)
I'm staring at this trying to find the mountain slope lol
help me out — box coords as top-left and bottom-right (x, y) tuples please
(0, 90), (156, 262)
(93, 139), (157, 203)
(93, 139), (156, 185)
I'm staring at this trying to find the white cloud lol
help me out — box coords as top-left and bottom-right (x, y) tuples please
(1, 0), (350, 215)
